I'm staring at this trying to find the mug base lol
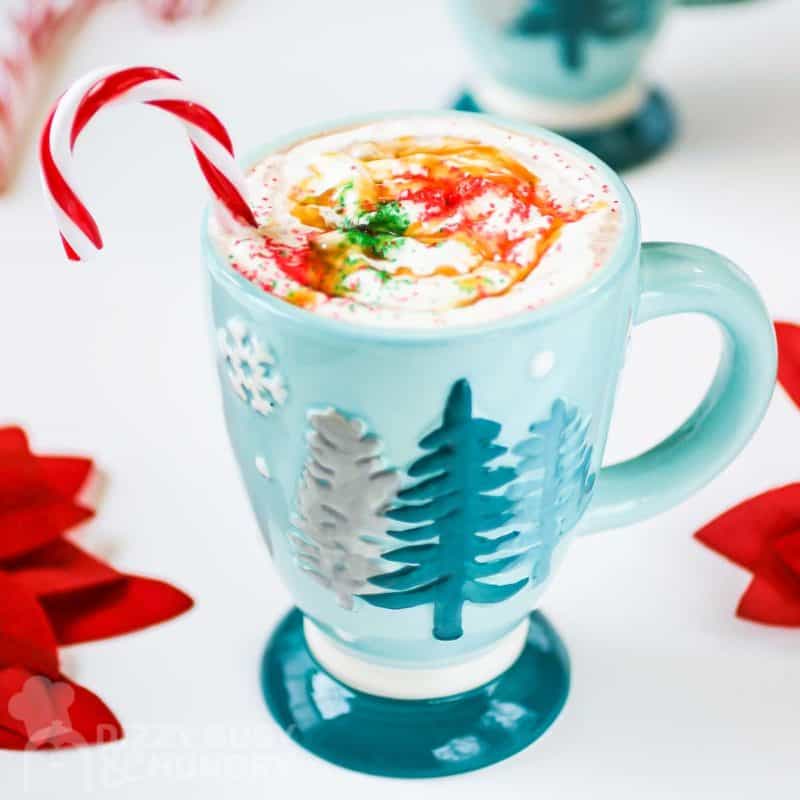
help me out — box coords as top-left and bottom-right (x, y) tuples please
(260, 608), (570, 779)
(453, 87), (676, 172)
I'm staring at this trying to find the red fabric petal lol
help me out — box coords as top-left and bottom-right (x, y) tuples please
(775, 321), (800, 409)
(0, 575), (59, 677)
(54, 675), (123, 747)
(5, 539), (121, 598)
(737, 558), (800, 627)
(0, 667), (122, 749)
(774, 530), (800, 577)
(0, 454), (92, 504)
(0, 501), (94, 561)
(0, 727), (27, 750)
(37, 456), (94, 498)
(44, 575), (194, 645)
(694, 484), (800, 570)
(0, 427), (30, 455)
(0, 432), (95, 560)
(0, 450), (40, 503)
(0, 428), (192, 750)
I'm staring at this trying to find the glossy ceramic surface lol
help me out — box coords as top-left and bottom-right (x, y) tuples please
(262, 608), (570, 778)
(455, 88), (676, 171)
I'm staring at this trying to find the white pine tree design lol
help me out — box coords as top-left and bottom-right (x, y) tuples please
(291, 408), (400, 610)
(217, 319), (287, 416)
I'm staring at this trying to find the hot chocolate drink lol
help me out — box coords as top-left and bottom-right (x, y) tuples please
(210, 116), (622, 328)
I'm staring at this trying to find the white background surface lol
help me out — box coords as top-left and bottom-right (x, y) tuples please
(1, 0), (799, 796)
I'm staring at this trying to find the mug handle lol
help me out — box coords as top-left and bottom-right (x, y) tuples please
(578, 242), (776, 534)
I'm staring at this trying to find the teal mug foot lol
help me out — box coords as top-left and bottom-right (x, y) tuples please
(261, 609), (570, 779)
(453, 88), (676, 172)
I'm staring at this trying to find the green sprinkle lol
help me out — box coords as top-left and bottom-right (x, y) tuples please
(363, 201), (410, 236)
(335, 200), (411, 260)
(344, 228), (400, 260)
(335, 180), (355, 209)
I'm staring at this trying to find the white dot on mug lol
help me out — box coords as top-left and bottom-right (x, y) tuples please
(530, 351), (555, 379)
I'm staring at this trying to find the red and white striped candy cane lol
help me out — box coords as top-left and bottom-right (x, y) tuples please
(40, 65), (256, 261)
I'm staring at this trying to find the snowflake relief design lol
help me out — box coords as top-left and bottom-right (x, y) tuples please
(217, 319), (287, 416)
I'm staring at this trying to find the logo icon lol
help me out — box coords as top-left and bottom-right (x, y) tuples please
(8, 675), (86, 749)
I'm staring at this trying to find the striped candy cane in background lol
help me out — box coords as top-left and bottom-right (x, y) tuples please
(138, 0), (215, 22)
(0, 0), (97, 190)
(39, 65), (257, 260)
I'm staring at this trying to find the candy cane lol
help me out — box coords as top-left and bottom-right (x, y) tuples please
(40, 65), (256, 261)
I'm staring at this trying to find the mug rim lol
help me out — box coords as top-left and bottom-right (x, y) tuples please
(202, 110), (641, 343)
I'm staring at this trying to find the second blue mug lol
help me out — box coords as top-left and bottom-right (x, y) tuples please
(451, 0), (676, 169)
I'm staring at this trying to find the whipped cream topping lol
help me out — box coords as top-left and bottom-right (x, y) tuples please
(210, 117), (623, 329)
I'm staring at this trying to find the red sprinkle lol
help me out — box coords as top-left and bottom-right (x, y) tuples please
(259, 236), (311, 285)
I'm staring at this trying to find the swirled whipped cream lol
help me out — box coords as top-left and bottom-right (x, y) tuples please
(210, 117), (622, 328)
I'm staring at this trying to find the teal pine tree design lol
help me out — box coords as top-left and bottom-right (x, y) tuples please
(507, 399), (595, 585)
(510, 0), (652, 71)
(362, 379), (528, 641)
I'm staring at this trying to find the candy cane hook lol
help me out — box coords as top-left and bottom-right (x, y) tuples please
(40, 65), (256, 261)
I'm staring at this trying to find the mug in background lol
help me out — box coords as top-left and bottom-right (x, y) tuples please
(205, 113), (775, 778)
(451, 0), (676, 170)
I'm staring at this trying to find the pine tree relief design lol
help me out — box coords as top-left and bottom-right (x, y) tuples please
(509, 0), (652, 71)
(290, 409), (400, 610)
(507, 399), (595, 585)
(362, 379), (528, 641)
(217, 319), (287, 416)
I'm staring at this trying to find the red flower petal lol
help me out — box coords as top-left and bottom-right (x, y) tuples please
(5, 539), (121, 598)
(737, 560), (800, 627)
(0, 727), (27, 750)
(0, 501), (94, 561)
(0, 667), (122, 749)
(0, 575), (59, 677)
(0, 455), (92, 506)
(775, 321), (800, 409)
(0, 427), (30, 455)
(0, 450), (40, 503)
(55, 676), (123, 747)
(774, 530), (800, 577)
(43, 576), (194, 646)
(0, 433), (95, 560)
(695, 484), (800, 570)
(37, 457), (94, 499)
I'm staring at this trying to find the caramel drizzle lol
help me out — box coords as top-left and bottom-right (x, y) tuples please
(288, 138), (591, 308)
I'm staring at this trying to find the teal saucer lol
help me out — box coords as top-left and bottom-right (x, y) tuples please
(454, 88), (676, 172)
(261, 609), (570, 778)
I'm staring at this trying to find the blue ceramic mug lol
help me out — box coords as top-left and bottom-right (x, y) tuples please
(451, 0), (676, 170)
(205, 113), (775, 778)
